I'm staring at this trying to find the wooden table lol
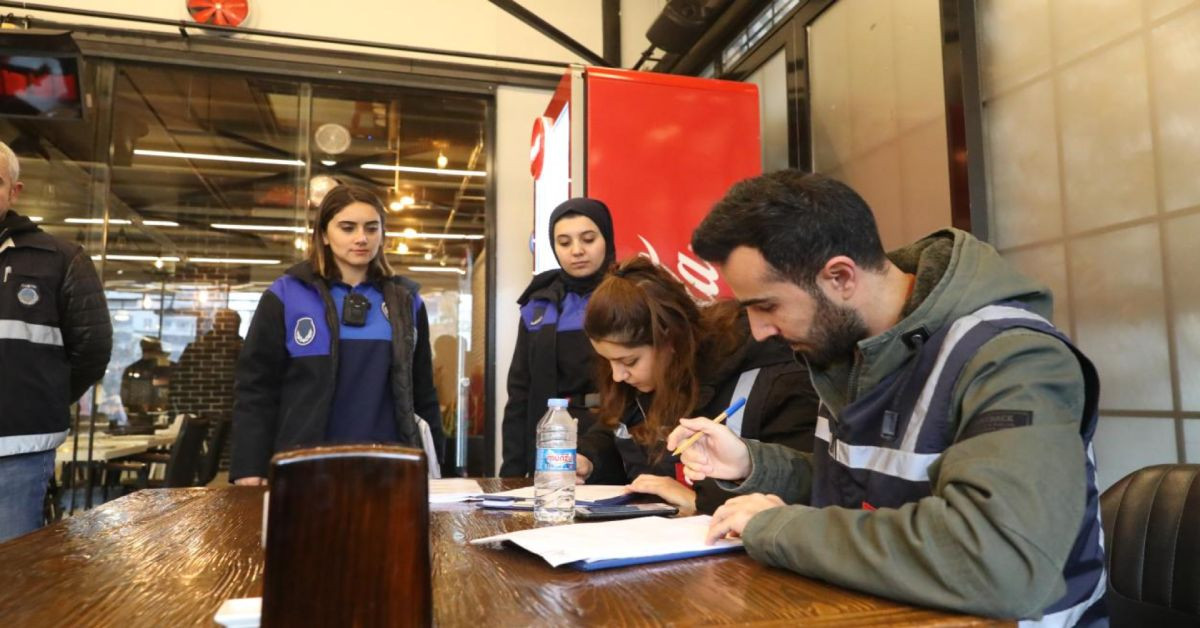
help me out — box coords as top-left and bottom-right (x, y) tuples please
(0, 480), (1008, 626)
(56, 432), (176, 464)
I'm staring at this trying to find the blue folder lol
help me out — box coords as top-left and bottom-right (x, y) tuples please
(568, 544), (743, 571)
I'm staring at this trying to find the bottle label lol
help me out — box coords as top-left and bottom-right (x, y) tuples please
(535, 447), (576, 472)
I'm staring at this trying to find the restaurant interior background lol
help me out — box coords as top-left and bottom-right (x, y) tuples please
(2, 0), (1197, 511)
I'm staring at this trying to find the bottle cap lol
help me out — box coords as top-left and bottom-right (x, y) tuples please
(547, 398), (568, 409)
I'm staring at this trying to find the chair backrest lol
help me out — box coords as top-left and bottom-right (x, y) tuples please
(262, 445), (431, 627)
(162, 416), (211, 487)
(1100, 464), (1200, 627)
(196, 415), (232, 486)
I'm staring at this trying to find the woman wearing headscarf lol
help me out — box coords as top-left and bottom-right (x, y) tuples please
(500, 198), (615, 477)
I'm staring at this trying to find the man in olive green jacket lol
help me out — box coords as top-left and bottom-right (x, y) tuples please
(672, 171), (1105, 625)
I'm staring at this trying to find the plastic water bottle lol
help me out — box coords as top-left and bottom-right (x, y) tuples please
(534, 398), (577, 523)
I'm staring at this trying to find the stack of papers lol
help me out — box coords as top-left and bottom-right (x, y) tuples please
(471, 515), (742, 570)
(480, 485), (632, 510)
(428, 478), (485, 503)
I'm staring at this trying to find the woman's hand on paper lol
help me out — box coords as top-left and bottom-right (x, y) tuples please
(667, 417), (751, 482)
(627, 474), (697, 516)
(575, 453), (593, 485)
(705, 493), (784, 544)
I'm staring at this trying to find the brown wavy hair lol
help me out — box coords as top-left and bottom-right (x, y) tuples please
(308, 184), (394, 281)
(583, 257), (744, 448)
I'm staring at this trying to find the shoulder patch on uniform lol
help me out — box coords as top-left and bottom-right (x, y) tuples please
(294, 316), (317, 346)
(959, 409), (1032, 441)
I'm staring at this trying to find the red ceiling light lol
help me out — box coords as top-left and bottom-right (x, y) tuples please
(186, 0), (251, 27)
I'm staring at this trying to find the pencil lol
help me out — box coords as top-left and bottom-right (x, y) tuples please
(671, 397), (747, 456)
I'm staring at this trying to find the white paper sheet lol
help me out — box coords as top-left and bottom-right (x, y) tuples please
(428, 478), (485, 503)
(470, 515), (741, 567)
(483, 484), (630, 504)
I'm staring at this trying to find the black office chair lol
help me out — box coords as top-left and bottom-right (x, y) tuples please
(104, 416), (211, 493)
(1100, 464), (1200, 627)
(196, 414), (232, 486)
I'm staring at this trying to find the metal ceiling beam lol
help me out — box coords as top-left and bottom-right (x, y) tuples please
(0, 0), (570, 70)
(487, 0), (612, 67)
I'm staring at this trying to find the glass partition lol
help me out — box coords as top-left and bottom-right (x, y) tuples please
(3, 57), (490, 510)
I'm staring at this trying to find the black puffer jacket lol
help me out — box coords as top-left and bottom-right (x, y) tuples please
(0, 210), (112, 456)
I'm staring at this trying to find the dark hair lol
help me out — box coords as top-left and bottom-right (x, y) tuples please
(691, 170), (887, 290)
(308, 184), (394, 281)
(584, 257), (744, 448)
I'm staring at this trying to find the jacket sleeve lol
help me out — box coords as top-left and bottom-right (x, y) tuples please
(60, 247), (113, 402)
(739, 330), (1090, 619)
(754, 364), (819, 453)
(577, 423), (631, 485)
(696, 364), (819, 514)
(500, 320), (532, 476)
(411, 300), (444, 460)
(230, 290), (287, 481)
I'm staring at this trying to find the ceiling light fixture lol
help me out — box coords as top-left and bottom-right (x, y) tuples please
(436, 151), (448, 169)
(134, 149), (305, 167)
(189, 257), (282, 265)
(407, 266), (466, 275)
(212, 223), (310, 233)
(362, 164), (486, 177)
(66, 218), (131, 225)
(29, 216), (44, 222)
(384, 231), (483, 240)
(93, 254), (183, 262)
(395, 242), (410, 254)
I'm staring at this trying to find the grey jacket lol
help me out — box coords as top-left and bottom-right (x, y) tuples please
(726, 229), (1095, 619)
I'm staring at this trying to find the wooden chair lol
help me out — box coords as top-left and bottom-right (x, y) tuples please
(262, 445), (431, 627)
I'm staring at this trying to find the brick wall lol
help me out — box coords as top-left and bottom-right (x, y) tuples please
(169, 308), (243, 420)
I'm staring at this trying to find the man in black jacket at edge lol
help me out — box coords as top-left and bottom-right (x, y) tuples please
(0, 141), (112, 542)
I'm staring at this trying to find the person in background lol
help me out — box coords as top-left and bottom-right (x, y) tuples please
(576, 257), (817, 515)
(231, 184), (441, 485)
(670, 170), (1106, 623)
(120, 336), (172, 427)
(0, 140), (112, 542)
(501, 198), (615, 477)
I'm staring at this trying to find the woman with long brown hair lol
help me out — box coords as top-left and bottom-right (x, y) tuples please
(576, 257), (817, 515)
(231, 184), (442, 484)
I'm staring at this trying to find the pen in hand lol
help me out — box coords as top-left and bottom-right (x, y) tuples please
(671, 397), (746, 457)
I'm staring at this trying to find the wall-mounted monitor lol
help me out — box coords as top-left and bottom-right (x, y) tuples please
(0, 30), (83, 120)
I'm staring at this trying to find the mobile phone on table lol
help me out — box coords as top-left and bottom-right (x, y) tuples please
(574, 503), (679, 520)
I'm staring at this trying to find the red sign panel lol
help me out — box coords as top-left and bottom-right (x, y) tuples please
(584, 68), (761, 300)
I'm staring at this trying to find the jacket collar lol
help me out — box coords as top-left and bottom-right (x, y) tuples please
(284, 261), (420, 294)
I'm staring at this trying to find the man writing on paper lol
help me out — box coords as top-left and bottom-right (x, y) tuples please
(668, 170), (1105, 624)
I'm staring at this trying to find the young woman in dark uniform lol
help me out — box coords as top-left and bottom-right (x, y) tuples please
(231, 184), (441, 484)
(500, 198), (615, 477)
(576, 257), (817, 515)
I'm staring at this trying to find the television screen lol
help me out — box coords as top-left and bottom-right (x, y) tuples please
(0, 54), (83, 119)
